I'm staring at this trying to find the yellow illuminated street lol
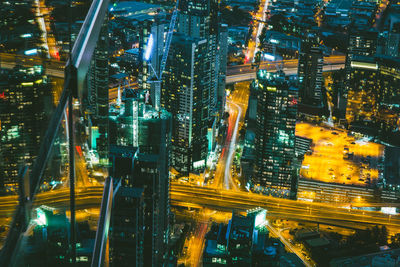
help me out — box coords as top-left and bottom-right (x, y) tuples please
(212, 81), (250, 190)
(171, 183), (400, 235)
(296, 122), (384, 186)
(244, 0), (269, 63)
(33, 0), (60, 59)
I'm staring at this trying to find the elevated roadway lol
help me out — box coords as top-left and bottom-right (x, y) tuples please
(170, 184), (400, 234)
(1, 184), (399, 234)
(1, 53), (345, 85)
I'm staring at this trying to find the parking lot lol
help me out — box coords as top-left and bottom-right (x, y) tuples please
(296, 123), (384, 187)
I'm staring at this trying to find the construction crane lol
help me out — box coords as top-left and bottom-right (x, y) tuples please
(144, 0), (179, 111)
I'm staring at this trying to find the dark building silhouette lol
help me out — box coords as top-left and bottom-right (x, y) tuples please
(88, 18), (109, 166)
(109, 100), (171, 267)
(0, 66), (53, 190)
(297, 36), (323, 108)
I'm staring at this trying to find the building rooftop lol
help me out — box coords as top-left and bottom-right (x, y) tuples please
(117, 187), (144, 198)
(304, 237), (330, 248)
(330, 248), (400, 267)
(110, 1), (159, 15)
(384, 146), (400, 186)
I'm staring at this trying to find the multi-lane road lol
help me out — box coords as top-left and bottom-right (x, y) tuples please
(170, 184), (400, 234)
(226, 55), (345, 83)
(244, 0), (270, 63)
(0, 52), (345, 87)
(212, 82), (250, 190)
(1, 184), (399, 234)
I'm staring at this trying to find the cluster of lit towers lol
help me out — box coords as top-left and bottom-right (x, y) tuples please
(2, 0), (400, 265)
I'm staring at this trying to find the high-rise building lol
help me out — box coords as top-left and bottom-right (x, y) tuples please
(253, 71), (298, 199)
(217, 23), (229, 113)
(346, 29), (378, 63)
(162, 33), (209, 174)
(0, 66), (53, 189)
(345, 55), (378, 125)
(345, 55), (400, 134)
(386, 23), (400, 58)
(226, 213), (254, 266)
(176, 0), (220, 102)
(162, 0), (227, 174)
(376, 57), (400, 125)
(109, 145), (144, 267)
(109, 97), (172, 267)
(297, 37), (324, 108)
(177, 0), (219, 111)
(340, 28), (378, 116)
(88, 17), (109, 165)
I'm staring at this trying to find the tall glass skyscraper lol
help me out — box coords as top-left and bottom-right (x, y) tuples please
(162, 0), (226, 174)
(253, 71), (298, 199)
(297, 36), (324, 108)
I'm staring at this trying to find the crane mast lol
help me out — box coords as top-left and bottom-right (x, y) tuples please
(146, 0), (179, 111)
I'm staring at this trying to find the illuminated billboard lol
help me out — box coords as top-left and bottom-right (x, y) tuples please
(254, 209), (267, 228)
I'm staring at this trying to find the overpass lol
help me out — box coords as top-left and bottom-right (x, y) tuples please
(170, 184), (400, 233)
(1, 184), (398, 232)
(0, 53), (345, 86)
(226, 63), (344, 84)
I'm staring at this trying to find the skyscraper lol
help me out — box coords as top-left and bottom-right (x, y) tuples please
(385, 23), (400, 58)
(88, 18), (109, 166)
(253, 71), (298, 199)
(177, 0), (220, 114)
(110, 185), (145, 267)
(340, 28), (378, 116)
(109, 96), (172, 267)
(297, 37), (324, 108)
(0, 66), (53, 189)
(217, 23), (229, 114)
(345, 55), (400, 135)
(162, 0), (226, 174)
(162, 34), (208, 174)
(345, 55), (378, 125)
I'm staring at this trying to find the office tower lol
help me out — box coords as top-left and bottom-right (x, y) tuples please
(109, 146), (145, 267)
(109, 100), (172, 267)
(177, 0), (220, 119)
(88, 18), (109, 165)
(344, 55), (400, 135)
(134, 150), (170, 267)
(377, 22), (400, 58)
(162, 0), (226, 174)
(340, 29), (378, 116)
(297, 37), (324, 108)
(376, 56), (400, 132)
(386, 23), (400, 58)
(346, 29), (378, 64)
(345, 56), (378, 125)
(0, 66), (52, 189)
(162, 33), (209, 174)
(217, 23), (229, 113)
(227, 214), (254, 266)
(253, 71), (298, 199)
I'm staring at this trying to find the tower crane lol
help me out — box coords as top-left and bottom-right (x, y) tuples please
(144, 0), (180, 111)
